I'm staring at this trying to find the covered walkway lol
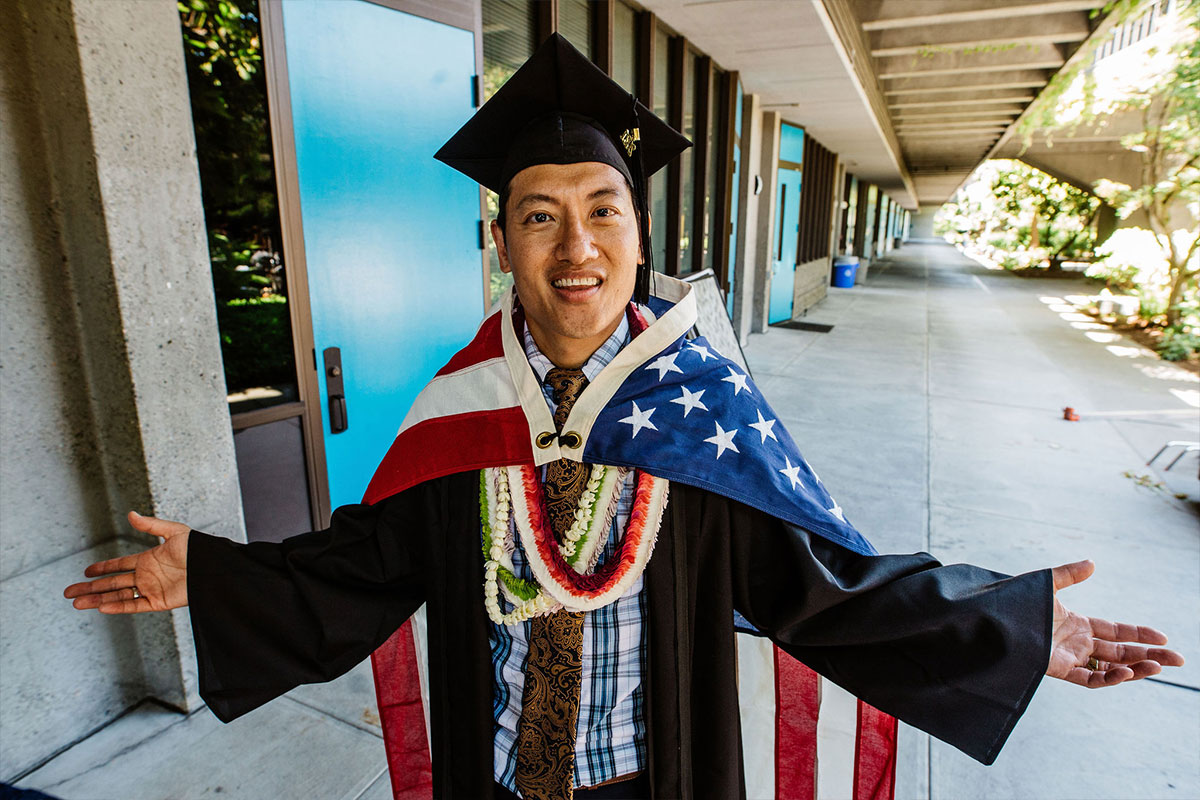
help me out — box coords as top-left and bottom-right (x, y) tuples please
(19, 242), (1198, 799)
(746, 240), (1198, 799)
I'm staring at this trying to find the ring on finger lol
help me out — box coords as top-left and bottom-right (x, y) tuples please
(1086, 656), (1100, 671)
(131, 586), (141, 600)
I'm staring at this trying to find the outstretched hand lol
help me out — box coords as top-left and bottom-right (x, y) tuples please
(1046, 560), (1184, 688)
(64, 511), (190, 614)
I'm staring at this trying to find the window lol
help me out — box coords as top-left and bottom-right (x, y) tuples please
(558, 0), (593, 59)
(481, 0), (536, 101)
(649, 26), (671, 273)
(677, 48), (697, 273)
(482, 0), (537, 303)
(179, 1), (296, 415)
(611, 1), (638, 94)
(703, 65), (724, 270)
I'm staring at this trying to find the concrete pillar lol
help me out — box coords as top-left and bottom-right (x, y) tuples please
(910, 207), (938, 239)
(751, 111), (781, 334)
(730, 93), (763, 345)
(1, 0), (244, 777)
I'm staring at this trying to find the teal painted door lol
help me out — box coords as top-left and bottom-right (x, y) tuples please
(769, 167), (802, 324)
(282, 1), (484, 509)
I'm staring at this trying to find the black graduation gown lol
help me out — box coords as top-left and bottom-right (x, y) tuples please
(188, 471), (1051, 800)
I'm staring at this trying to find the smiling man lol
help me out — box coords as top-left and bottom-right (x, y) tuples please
(495, 161), (641, 369)
(65, 34), (1182, 800)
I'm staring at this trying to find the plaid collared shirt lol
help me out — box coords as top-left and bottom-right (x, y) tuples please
(490, 313), (647, 792)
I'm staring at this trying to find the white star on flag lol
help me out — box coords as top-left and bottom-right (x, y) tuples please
(779, 456), (803, 489)
(721, 366), (751, 396)
(686, 342), (714, 361)
(645, 352), (684, 381)
(670, 386), (708, 418)
(748, 409), (778, 444)
(805, 458), (822, 484)
(704, 421), (739, 459)
(620, 402), (658, 439)
(828, 504), (845, 522)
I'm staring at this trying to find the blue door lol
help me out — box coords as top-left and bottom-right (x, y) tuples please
(769, 168), (802, 324)
(282, 1), (484, 509)
(769, 124), (804, 324)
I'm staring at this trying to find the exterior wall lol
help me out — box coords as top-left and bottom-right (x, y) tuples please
(911, 208), (938, 239)
(1, 0), (244, 778)
(730, 92), (763, 345)
(751, 111), (781, 333)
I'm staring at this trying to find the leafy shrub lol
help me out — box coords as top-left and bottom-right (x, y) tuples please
(216, 295), (295, 392)
(1157, 327), (1200, 361)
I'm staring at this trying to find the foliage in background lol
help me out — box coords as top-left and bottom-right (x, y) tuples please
(936, 160), (1100, 269)
(1020, 0), (1200, 328)
(179, 0), (295, 394)
(217, 296), (296, 388)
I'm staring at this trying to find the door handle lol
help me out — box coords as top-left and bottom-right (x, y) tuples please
(323, 346), (349, 434)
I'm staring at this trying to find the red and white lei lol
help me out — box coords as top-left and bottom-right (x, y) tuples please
(480, 464), (668, 625)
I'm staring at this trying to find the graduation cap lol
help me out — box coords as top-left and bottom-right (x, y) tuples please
(435, 32), (692, 304)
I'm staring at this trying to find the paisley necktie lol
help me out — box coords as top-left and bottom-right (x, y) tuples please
(515, 367), (589, 800)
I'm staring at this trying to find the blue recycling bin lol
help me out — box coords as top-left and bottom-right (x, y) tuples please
(833, 256), (859, 288)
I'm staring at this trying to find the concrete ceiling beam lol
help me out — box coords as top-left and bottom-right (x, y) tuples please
(868, 12), (1091, 57)
(897, 119), (1015, 130)
(890, 95), (1034, 109)
(894, 107), (1025, 121)
(859, 0), (1105, 31)
(876, 42), (1067, 78)
(901, 130), (1004, 138)
(872, 31), (1088, 59)
(887, 87), (1040, 105)
(884, 69), (1051, 94)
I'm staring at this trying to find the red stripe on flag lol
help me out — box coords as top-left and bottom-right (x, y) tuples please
(774, 647), (820, 800)
(853, 701), (898, 800)
(435, 313), (503, 376)
(371, 620), (432, 800)
(362, 408), (531, 505)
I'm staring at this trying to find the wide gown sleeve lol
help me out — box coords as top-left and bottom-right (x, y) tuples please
(728, 503), (1052, 765)
(187, 484), (438, 722)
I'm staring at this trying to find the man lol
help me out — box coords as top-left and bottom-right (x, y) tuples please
(66, 34), (1183, 800)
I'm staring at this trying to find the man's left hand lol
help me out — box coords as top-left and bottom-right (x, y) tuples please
(1047, 560), (1185, 687)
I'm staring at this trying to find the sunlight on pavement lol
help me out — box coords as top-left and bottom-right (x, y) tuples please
(1132, 363), (1200, 383)
(1069, 321), (1109, 330)
(1168, 388), (1200, 408)
(1038, 296), (1065, 304)
(1085, 331), (1124, 343)
(1105, 344), (1153, 358)
(1058, 312), (1095, 323)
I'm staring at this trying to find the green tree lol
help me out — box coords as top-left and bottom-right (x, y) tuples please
(1023, 0), (1200, 325)
(179, 0), (281, 300)
(936, 160), (1100, 269)
(992, 162), (1101, 267)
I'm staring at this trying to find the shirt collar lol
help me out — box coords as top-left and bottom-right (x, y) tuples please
(523, 311), (632, 385)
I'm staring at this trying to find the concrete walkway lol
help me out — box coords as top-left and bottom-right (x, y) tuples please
(18, 241), (1198, 799)
(744, 241), (1199, 800)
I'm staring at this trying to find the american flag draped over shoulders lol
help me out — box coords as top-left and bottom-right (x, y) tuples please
(366, 275), (897, 800)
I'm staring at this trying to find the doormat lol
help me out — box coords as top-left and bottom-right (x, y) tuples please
(771, 320), (834, 333)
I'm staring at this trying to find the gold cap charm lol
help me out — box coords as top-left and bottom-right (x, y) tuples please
(620, 127), (641, 157)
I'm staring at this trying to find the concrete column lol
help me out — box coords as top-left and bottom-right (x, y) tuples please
(730, 93), (763, 345)
(1, 0), (244, 776)
(751, 111), (781, 334)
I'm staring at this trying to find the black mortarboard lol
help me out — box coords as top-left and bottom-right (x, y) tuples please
(435, 32), (692, 303)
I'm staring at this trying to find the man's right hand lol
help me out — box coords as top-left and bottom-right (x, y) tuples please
(64, 511), (190, 613)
